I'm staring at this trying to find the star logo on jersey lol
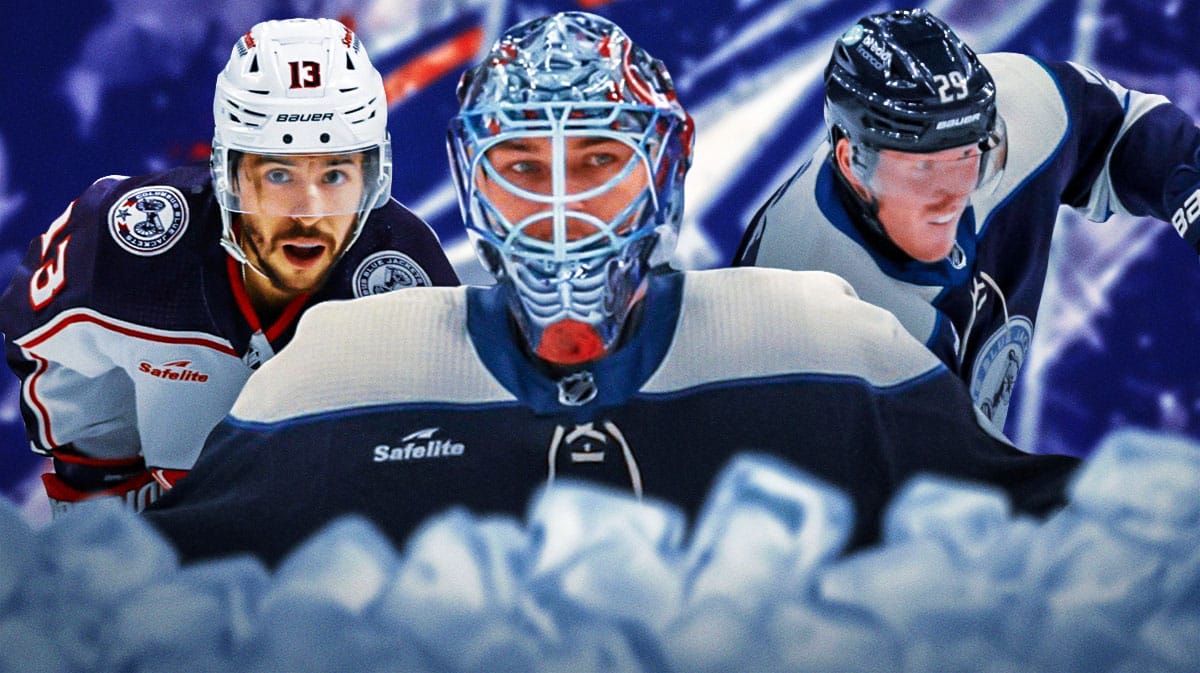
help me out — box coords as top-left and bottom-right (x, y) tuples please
(108, 185), (189, 256)
(969, 315), (1033, 430)
(352, 250), (432, 297)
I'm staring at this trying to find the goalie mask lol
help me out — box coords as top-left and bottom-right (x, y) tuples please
(211, 18), (392, 271)
(449, 12), (693, 365)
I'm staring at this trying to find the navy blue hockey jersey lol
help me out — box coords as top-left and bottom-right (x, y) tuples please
(145, 268), (1079, 567)
(0, 163), (458, 475)
(736, 54), (1200, 432)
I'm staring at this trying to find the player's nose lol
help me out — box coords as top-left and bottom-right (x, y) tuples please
(289, 181), (329, 222)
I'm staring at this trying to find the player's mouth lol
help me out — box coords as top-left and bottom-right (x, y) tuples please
(281, 242), (327, 268)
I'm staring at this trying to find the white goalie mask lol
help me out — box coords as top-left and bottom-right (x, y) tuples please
(210, 17), (392, 269)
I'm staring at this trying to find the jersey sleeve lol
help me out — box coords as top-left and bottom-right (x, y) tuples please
(1049, 60), (1200, 250)
(143, 420), (299, 566)
(0, 176), (143, 460)
(882, 367), (1080, 517)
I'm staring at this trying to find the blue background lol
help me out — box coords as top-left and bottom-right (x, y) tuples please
(2, 0), (1199, 515)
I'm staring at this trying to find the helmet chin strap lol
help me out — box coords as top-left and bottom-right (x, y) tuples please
(218, 210), (271, 280)
(828, 152), (916, 263)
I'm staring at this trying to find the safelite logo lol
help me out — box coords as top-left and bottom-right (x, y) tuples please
(137, 359), (210, 383)
(373, 427), (465, 462)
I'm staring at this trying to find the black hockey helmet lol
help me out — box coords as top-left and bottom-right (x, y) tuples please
(824, 8), (999, 154)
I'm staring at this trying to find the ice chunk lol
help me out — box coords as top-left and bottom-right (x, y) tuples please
(104, 554), (271, 672)
(101, 579), (229, 672)
(1, 428), (1198, 672)
(685, 454), (853, 611)
(1136, 608), (1200, 671)
(1069, 428), (1200, 553)
(817, 538), (998, 636)
(247, 518), (428, 673)
(528, 480), (686, 633)
(0, 496), (35, 609)
(37, 498), (178, 603)
(30, 499), (177, 670)
(264, 515), (398, 616)
(533, 620), (664, 673)
(883, 474), (1012, 562)
(764, 600), (900, 673)
(246, 597), (426, 673)
(173, 555), (271, 645)
(661, 597), (767, 673)
(0, 616), (68, 673)
(377, 508), (541, 672)
(1018, 512), (1163, 671)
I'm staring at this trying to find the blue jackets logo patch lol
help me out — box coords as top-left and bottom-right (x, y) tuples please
(108, 186), (188, 256)
(353, 250), (432, 297)
(969, 315), (1033, 430)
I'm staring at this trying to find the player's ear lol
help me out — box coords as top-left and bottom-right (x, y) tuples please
(835, 138), (872, 202)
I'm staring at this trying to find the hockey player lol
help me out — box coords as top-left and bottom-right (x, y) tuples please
(0, 18), (458, 514)
(735, 9), (1200, 434)
(145, 12), (1078, 567)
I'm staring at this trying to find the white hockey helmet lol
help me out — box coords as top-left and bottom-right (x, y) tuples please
(211, 17), (392, 267)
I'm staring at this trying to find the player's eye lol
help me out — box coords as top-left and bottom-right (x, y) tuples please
(322, 169), (349, 185)
(587, 152), (617, 167)
(509, 160), (543, 176)
(264, 168), (292, 185)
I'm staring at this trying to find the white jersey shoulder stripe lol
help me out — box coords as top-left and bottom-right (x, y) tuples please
(91, 174), (131, 188)
(15, 308), (241, 457)
(972, 53), (1069, 226)
(643, 267), (943, 394)
(1064, 60), (1170, 220)
(230, 287), (514, 424)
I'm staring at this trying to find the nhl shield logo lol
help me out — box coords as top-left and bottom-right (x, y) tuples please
(108, 186), (188, 256)
(969, 315), (1033, 430)
(557, 371), (598, 406)
(353, 250), (432, 297)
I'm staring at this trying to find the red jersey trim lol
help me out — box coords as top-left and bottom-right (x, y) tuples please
(14, 307), (238, 452)
(225, 256), (311, 343)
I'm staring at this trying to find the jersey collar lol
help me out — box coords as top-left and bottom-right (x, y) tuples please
(225, 255), (310, 344)
(466, 270), (684, 416)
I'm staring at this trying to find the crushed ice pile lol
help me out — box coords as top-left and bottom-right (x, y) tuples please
(1, 428), (1197, 673)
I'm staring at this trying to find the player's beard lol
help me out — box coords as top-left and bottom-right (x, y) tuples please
(238, 222), (344, 296)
